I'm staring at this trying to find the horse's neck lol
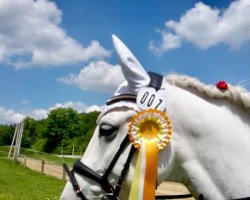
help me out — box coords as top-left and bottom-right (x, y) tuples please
(165, 83), (250, 199)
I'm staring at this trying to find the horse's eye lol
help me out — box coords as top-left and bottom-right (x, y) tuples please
(99, 124), (118, 137)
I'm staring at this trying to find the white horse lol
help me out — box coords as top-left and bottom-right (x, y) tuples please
(60, 35), (250, 200)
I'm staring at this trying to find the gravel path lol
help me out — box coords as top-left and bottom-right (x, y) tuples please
(18, 157), (65, 179)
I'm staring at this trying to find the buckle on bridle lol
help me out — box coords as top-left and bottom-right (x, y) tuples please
(74, 186), (82, 195)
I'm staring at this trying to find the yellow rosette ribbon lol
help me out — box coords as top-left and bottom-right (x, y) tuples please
(128, 109), (172, 200)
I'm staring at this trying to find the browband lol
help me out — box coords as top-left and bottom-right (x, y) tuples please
(106, 94), (137, 106)
(106, 71), (163, 106)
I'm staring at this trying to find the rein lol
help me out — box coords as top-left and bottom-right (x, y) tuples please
(63, 72), (192, 200)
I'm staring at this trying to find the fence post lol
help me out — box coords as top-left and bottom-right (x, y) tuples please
(41, 160), (45, 174)
(62, 166), (66, 180)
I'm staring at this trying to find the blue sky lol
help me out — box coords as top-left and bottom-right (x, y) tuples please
(0, 0), (249, 124)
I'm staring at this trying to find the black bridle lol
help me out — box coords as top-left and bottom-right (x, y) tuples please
(63, 135), (135, 200)
(63, 72), (193, 200)
(63, 134), (192, 200)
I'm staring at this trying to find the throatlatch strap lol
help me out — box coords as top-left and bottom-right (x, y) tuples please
(148, 71), (163, 91)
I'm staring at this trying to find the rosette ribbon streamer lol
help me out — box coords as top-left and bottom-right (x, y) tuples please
(128, 109), (172, 200)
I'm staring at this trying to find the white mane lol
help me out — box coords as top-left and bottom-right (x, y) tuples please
(165, 74), (250, 110)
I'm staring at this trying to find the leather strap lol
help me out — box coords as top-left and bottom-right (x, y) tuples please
(73, 160), (115, 196)
(148, 71), (163, 91)
(63, 164), (87, 200)
(113, 145), (136, 196)
(102, 135), (130, 180)
(64, 135), (133, 200)
(106, 94), (137, 105)
(156, 194), (193, 199)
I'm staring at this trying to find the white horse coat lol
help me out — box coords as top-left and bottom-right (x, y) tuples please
(60, 35), (250, 200)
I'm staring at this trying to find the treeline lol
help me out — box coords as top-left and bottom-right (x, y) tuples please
(0, 108), (100, 154)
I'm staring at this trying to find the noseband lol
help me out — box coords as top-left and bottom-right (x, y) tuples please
(63, 135), (135, 200)
(63, 72), (193, 200)
(63, 134), (192, 200)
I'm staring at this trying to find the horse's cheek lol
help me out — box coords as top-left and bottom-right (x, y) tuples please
(60, 181), (79, 200)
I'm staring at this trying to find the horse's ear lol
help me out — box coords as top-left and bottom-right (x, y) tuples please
(112, 35), (150, 92)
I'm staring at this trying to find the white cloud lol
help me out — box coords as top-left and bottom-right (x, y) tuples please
(0, 0), (110, 68)
(85, 105), (102, 113)
(58, 61), (125, 94)
(50, 101), (104, 113)
(0, 107), (49, 124)
(0, 107), (25, 124)
(0, 102), (103, 124)
(150, 0), (250, 54)
(50, 101), (88, 113)
(27, 109), (48, 120)
(149, 32), (181, 55)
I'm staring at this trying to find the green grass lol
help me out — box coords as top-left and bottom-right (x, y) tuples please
(0, 146), (67, 199)
(0, 146), (78, 166)
(0, 146), (9, 157)
(0, 158), (66, 200)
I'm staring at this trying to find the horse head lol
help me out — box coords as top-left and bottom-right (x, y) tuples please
(60, 35), (250, 200)
(60, 35), (176, 200)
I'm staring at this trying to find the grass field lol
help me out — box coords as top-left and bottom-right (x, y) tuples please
(0, 146), (193, 200)
(0, 146), (9, 157)
(0, 146), (77, 166)
(0, 150), (66, 200)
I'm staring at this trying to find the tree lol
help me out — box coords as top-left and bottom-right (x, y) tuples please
(0, 108), (100, 155)
(0, 124), (15, 145)
(78, 111), (99, 153)
(42, 108), (81, 153)
(22, 117), (39, 148)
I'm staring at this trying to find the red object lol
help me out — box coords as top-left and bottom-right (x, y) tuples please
(216, 81), (228, 90)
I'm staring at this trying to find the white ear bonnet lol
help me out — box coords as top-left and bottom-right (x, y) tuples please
(100, 35), (165, 117)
